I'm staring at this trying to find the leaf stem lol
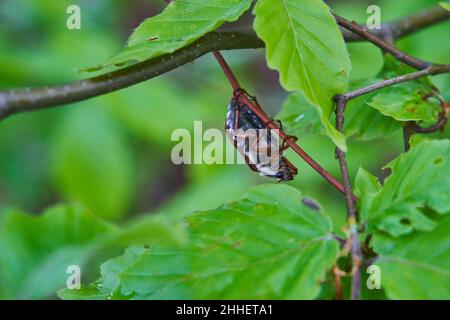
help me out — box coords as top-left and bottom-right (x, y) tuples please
(403, 96), (449, 150)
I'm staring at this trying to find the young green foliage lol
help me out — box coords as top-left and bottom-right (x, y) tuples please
(440, 2), (450, 11)
(0, 205), (184, 299)
(372, 215), (450, 299)
(0, 205), (114, 299)
(276, 91), (324, 136)
(59, 184), (340, 300)
(85, 0), (252, 71)
(278, 86), (403, 142)
(276, 56), (441, 142)
(51, 108), (134, 221)
(367, 84), (441, 122)
(356, 140), (450, 236)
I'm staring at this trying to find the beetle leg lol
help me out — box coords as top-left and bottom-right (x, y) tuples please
(234, 109), (239, 131)
(244, 154), (260, 173)
(282, 157), (298, 175)
(250, 96), (264, 112)
(281, 135), (298, 151)
(274, 119), (283, 130)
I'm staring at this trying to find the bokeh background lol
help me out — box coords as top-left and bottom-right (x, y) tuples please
(0, 0), (448, 299)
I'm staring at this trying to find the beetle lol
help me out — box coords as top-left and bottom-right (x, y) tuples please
(225, 89), (298, 181)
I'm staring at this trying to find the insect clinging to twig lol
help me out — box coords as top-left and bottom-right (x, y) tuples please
(225, 89), (298, 181)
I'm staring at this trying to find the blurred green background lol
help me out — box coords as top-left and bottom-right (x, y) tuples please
(0, 0), (449, 299)
(0, 0), (450, 225)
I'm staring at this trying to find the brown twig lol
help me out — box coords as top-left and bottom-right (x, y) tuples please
(333, 8), (450, 299)
(389, 5), (450, 40)
(334, 96), (362, 300)
(334, 18), (450, 152)
(334, 97), (358, 222)
(403, 96), (449, 150)
(341, 66), (450, 101)
(334, 14), (432, 70)
(340, 5), (450, 42)
(0, 30), (262, 121)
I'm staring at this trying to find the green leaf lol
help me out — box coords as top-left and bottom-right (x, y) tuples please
(277, 84), (402, 141)
(0, 205), (115, 299)
(367, 85), (441, 122)
(344, 84), (402, 140)
(345, 102), (402, 140)
(277, 91), (324, 136)
(365, 56), (441, 124)
(440, 2), (450, 12)
(345, 56), (439, 140)
(253, 0), (351, 151)
(51, 108), (134, 221)
(180, 185), (339, 299)
(361, 139), (450, 236)
(61, 185), (339, 299)
(0, 204), (185, 299)
(371, 215), (450, 299)
(58, 246), (147, 300)
(87, 0), (252, 71)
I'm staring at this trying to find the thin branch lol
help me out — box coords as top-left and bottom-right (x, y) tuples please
(342, 65), (450, 101)
(334, 96), (362, 300)
(213, 51), (350, 196)
(334, 14), (432, 70)
(334, 97), (358, 222)
(389, 5), (450, 40)
(0, 30), (262, 120)
(403, 96), (449, 150)
(337, 66), (449, 152)
(0, 5), (449, 121)
(412, 116), (448, 134)
(331, 6), (449, 300)
(340, 5), (450, 42)
(349, 225), (362, 300)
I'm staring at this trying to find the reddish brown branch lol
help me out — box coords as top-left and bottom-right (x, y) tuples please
(213, 51), (241, 90)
